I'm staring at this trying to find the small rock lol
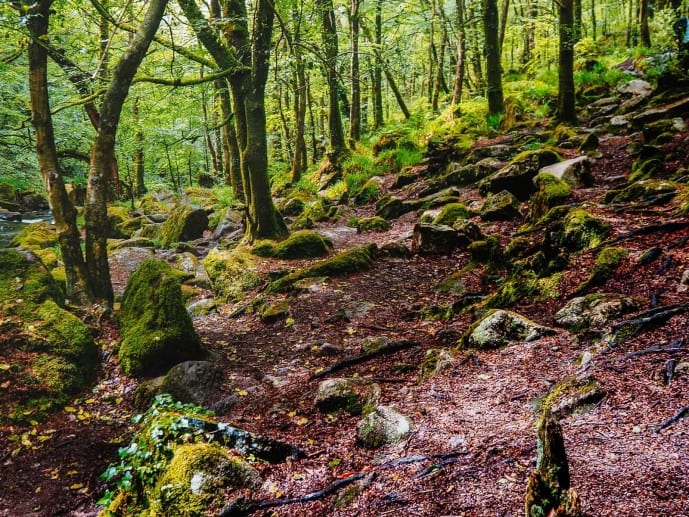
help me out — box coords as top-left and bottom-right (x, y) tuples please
(462, 309), (556, 349)
(678, 269), (689, 293)
(555, 294), (639, 329)
(187, 298), (217, 317)
(480, 190), (521, 221)
(314, 378), (361, 414)
(411, 223), (459, 254)
(356, 405), (411, 448)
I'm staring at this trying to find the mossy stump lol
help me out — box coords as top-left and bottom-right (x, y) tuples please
(118, 259), (202, 376)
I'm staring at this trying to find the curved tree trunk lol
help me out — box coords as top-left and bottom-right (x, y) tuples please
(86, 0), (169, 306)
(25, 0), (93, 305)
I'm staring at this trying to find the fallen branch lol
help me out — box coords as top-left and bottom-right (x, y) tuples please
(655, 404), (689, 433)
(608, 304), (689, 347)
(618, 337), (685, 361)
(219, 473), (367, 516)
(310, 340), (421, 380)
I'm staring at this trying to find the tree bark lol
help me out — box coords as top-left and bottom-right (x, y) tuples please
(557, 0), (576, 123)
(373, 0), (384, 129)
(216, 79), (242, 196)
(86, 0), (169, 306)
(451, 0), (467, 110)
(349, 0), (361, 145)
(483, 0), (504, 115)
(132, 97), (146, 196)
(639, 0), (651, 48)
(25, 0), (93, 305)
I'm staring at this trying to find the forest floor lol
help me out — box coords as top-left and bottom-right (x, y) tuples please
(2, 112), (689, 516)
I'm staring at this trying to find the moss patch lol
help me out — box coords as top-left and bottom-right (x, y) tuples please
(357, 216), (391, 233)
(268, 244), (378, 293)
(118, 259), (201, 376)
(576, 246), (627, 293)
(159, 204), (209, 248)
(203, 248), (263, 303)
(252, 230), (332, 259)
(432, 202), (470, 226)
(528, 174), (572, 223)
(561, 208), (610, 251)
(11, 222), (58, 251)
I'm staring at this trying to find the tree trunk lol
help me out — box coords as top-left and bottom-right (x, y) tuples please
(574, 0), (582, 42)
(639, 0), (651, 48)
(499, 0), (510, 53)
(483, 0), (504, 115)
(452, 0), (466, 110)
(25, 0), (93, 305)
(373, 0), (384, 129)
(290, 1), (308, 183)
(557, 0), (577, 123)
(349, 0), (361, 145)
(133, 97), (146, 196)
(216, 79), (242, 196)
(317, 0), (347, 156)
(86, 0), (169, 306)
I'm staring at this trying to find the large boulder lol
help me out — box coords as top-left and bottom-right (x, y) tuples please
(480, 190), (521, 221)
(538, 156), (593, 188)
(479, 148), (561, 200)
(252, 230), (332, 259)
(159, 204), (209, 248)
(411, 223), (459, 254)
(203, 248), (263, 303)
(461, 309), (556, 349)
(159, 361), (222, 406)
(118, 259), (202, 376)
(554, 294), (639, 330)
(357, 406), (411, 448)
(0, 249), (98, 423)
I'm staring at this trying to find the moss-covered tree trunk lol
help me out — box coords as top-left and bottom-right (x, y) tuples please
(217, 80), (243, 197)
(86, 0), (169, 306)
(557, 0), (576, 123)
(451, 0), (467, 110)
(25, 0), (94, 305)
(483, 0), (504, 116)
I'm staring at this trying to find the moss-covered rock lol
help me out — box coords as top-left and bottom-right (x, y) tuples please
(539, 375), (605, 419)
(154, 443), (261, 516)
(259, 299), (290, 323)
(118, 259), (202, 376)
(0, 249), (97, 423)
(357, 216), (391, 233)
(202, 248), (263, 303)
(575, 246), (627, 293)
(554, 293), (639, 331)
(159, 204), (209, 248)
(107, 205), (131, 239)
(10, 221), (57, 251)
(560, 208), (610, 251)
(252, 230), (332, 259)
(356, 405), (411, 448)
(375, 195), (422, 220)
(432, 202), (470, 226)
(417, 348), (453, 383)
(352, 178), (382, 204)
(0, 182), (19, 211)
(411, 223), (460, 254)
(314, 378), (362, 414)
(527, 174), (572, 223)
(460, 309), (556, 349)
(468, 235), (504, 265)
(268, 244), (377, 293)
(606, 179), (678, 204)
(479, 148), (561, 200)
(291, 199), (331, 230)
(480, 190), (521, 221)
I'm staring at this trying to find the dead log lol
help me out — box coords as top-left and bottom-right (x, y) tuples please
(310, 340), (421, 380)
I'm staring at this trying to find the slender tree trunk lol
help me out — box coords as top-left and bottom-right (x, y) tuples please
(307, 77), (319, 164)
(483, 0), (504, 115)
(290, 2), (308, 183)
(216, 79), (242, 195)
(201, 81), (221, 178)
(133, 97), (146, 195)
(25, 0), (93, 305)
(499, 0), (510, 53)
(639, 0), (651, 47)
(432, 0), (448, 112)
(452, 0), (466, 111)
(349, 0), (361, 145)
(522, 0), (538, 66)
(86, 0), (169, 306)
(591, 0), (597, 41)
(557, 0), (576, 122)
(317, 0), (347, 156)
(574, 0), (582, 42)
(373, 0), (384, 129)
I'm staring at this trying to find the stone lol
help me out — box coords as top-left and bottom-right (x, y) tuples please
(538, 156), (593, 188)
(632, 96), (689, 127)
(380, 241), (411, 258)
(314, 378), (362, 414)
(159, 204), (209, 248)
(159, 361), (222, 406)
(618, 78), (652, 97)
(356, 405), (411, 448)
(479, 148), (560, 200)
(480, 190), (521, 221)
(187, 298), (217, 317)
(0, 208), (21, 221)
(411, 223), (459, 254)
(109, 246), (155, 297)
(175, 252), (211, 289)
(462, 309), (556, 349)
(678, 270), (689, 293)
(554, 294), (640, 329)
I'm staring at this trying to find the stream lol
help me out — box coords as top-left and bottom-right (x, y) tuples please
(0, 211), (53, 248)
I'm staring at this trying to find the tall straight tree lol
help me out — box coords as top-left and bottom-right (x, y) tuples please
(178, 0), (287, 241)
(317, 0), (348, 159)
(451, 0), (467, 111)
(483, 0), (504, 115)
(349, 0), (362, 145)
(373, 0), (384, 129)
(21, 0), (93, 305)
(557, 0), (576, 122)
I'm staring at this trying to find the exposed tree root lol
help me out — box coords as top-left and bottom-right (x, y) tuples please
(655, 404), (689, 433)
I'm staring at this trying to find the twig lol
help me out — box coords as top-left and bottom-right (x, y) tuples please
(310, 340), (421, 380)
(655, 404), (689, 433)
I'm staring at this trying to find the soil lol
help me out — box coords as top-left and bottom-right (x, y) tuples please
(2, 116), (689, 516)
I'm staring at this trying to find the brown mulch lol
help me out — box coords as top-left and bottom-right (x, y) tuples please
(1, 125), (689, 517)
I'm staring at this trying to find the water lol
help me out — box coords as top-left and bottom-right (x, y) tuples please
(0, 211), (53, 248)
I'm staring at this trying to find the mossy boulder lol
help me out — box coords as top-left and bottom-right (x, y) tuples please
(540, 375), (605, 419)
(442, 159), (503, 188)
(259, 299), (290, 323)
(268, 244), (377, 293)
(575, 247), (627, 293)
(107, 205), (131, 239)
(252, 230), (332, 259)
(468, 235), (503, 265)
(291, 199), (331, 230)
(554, 293), (639, 330)
(527, 174), (572, 223)
(159, 204), (209, 248)
(560, 208), (610, 251)
(0, 182), (19, 211)
(460, 309), (556, 349)
(357, 216), (391, 233)
(154, 443), (261, 516)
(116, 215), (151, 239)
(0, 249), (98, 422)
(432, 202), (470, 226)
(352, 178), (383, 204)
(375, 195), (422, 220)
(314, 378), (362, 414)
(10, 221), (58, 252)
(479, 148), (561, 200)
(356, 405), (411, 448)
(606, 179), (677, 204)
(480, 190), (521, 221)
(118, 259), (202, 376)
(411, 223), (460, 254)
(417, 348), (453, 383)
(539, 156), (593, 188)
(203, 248), (263, 303)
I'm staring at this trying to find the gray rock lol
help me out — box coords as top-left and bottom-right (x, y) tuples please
(609, 115), (630, 128)
(411, 223), (459, 254)
(480, 190), (521, 221)
(109, 246), (156, 297)
(176, 252), (211, 288)
(554, 294), (640, 329)
(0, 208), (22, 221)
(212, 207), (244, 240)
(315, 378), (362, 414)
(187, 298), (217, 317)
(357, 405), (411, 448)
(538, 156), (594, 188)
(479, 149), (560, 200)
(618, 79), (653, 98)
(161, 361), (222, 406)
(463, 309), (556, 349)
(678, 270), (689, 293)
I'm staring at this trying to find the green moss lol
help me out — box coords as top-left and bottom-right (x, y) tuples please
(291, 199), (330, 230)
(159, 203), (209, 248)
(10, 222), (57, 251)
(357, 216), (391, 233)
(432, 203), (470, 226)
(606, 179), (678, 204)
(118, 260), (201, 376)
(575, 246), (627, 293)
(183, 187), (218, 210)
(252, 230), (332, 259)
(485, 272), (561, 308)
(629, 158), (663, 182)
(259, 299), (290, 323)
(561, 208), (610, 250)
(268, 244), (377, 293)
(468, 235), (504, 266)
(528, 174), (572, 223)
(202, 248), (263, 303)
(538, 375), (604, 419)
(107, 205), (131, 239)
